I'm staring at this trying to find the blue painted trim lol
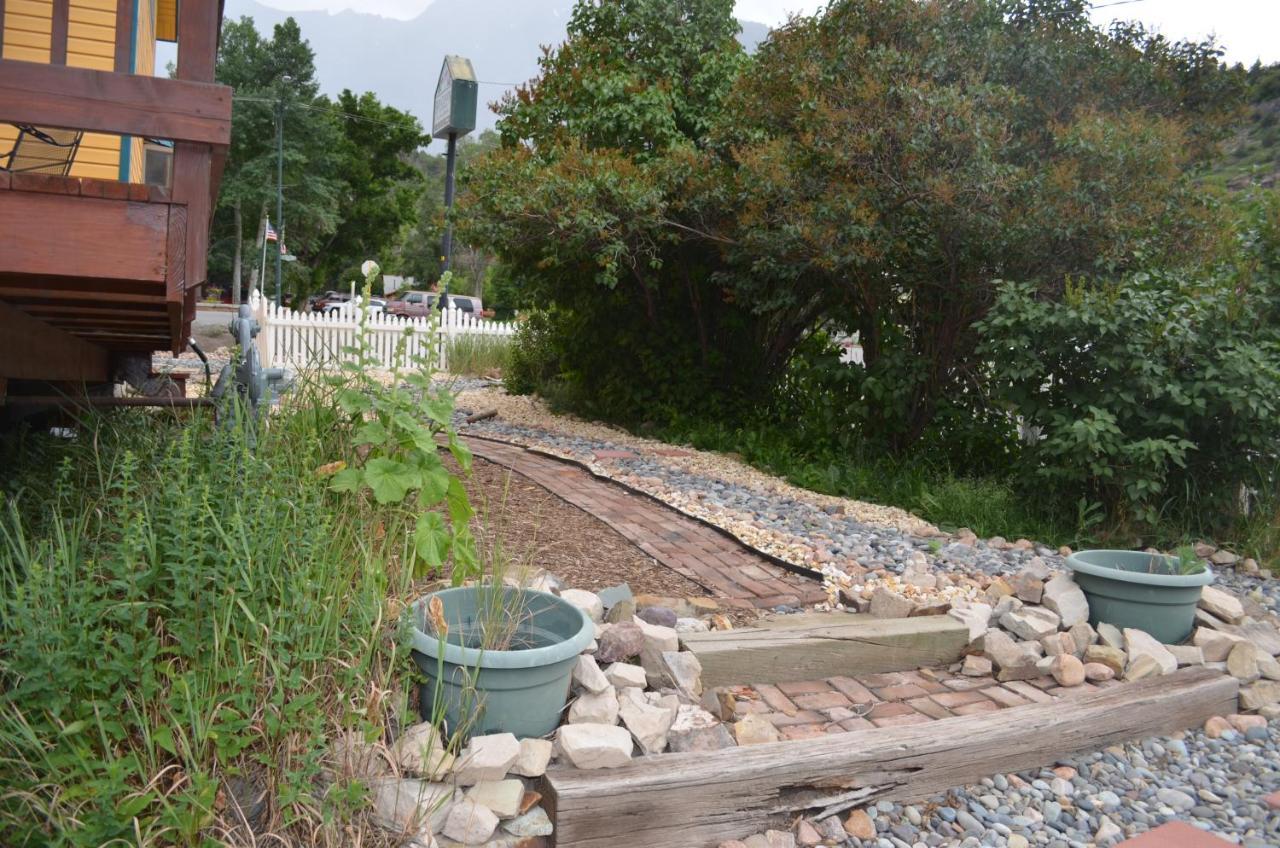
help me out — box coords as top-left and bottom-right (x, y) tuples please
(117, 0), (141, 181)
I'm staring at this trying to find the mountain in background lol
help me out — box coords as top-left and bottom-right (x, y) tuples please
(222, 0), (771, 139)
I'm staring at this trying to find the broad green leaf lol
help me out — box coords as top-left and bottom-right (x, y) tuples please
(446, 476), (475, 527)
(422, 394), (454, 426)
(328, 468), (365, 493)
(337, 388), (371, 416)
(448, 433), (474, 473)
(415, 512), (452, 570)
(363, 458), (421, 504)
(354, 419), (390, 446)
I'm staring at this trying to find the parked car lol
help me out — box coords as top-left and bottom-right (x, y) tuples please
(387, 291), (484, 318)
(313, 291), (386, 316)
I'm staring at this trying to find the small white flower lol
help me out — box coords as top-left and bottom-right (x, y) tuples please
(361, 260), (380, 279)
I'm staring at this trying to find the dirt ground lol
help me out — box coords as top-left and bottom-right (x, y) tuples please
(461, 456), (719, 600)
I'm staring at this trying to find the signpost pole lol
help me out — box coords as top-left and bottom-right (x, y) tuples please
(440, 131), (458, 304)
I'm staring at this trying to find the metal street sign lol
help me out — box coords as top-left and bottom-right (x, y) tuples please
(432, 55), (478, 140)
(281, 255), (297, 262)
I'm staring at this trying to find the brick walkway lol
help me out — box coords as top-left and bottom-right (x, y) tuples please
(462, 436), (827, 609)
(726, 668), (1119, 741)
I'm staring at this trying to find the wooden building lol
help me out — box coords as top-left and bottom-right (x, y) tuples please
(0, 0), (231, 396)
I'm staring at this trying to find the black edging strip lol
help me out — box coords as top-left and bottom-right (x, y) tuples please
(460, 431), (825, 586)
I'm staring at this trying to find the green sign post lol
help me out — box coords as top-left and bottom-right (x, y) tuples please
(432, 55), (478, 307)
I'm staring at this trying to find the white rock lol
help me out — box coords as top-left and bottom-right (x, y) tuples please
(1000, 606), (1060, 641)
(560, 588), (604, 622)
(1258, 651), (1280, 681)
(369, 778), (455, 836)
(618, 689), (676, 754)
(569, 688), (620, 725)
(1209, 550), (1239, 566)
(502, 806), (554, 838)
(572, 654), (611, 695)
(948, 602), (993, 645)
(556, 723), (634, 769)
(464, 780), (524, 819)
(392, 723), (455, 778)
(675, 617), (710, 633)
(1095, 815), (1122, 844)
(604, 661), (648, 689)
(1198, 586), (1245, 624)
(1123, 628), (1177, 676)
(442, 798), (499, 845)
(1166, 644), (1205, 667)
(452, 733), (520, 785)
(1192, 626), (1247, 662)
(1041, 575), (1089, 628)
(870, 586), (916, 618)
(632, 617), (680, 655)
(1097, 622), (1125, 650)
(508, 738), (553, 778)
(1227, 641), (1261, 682)
(651, 650), (703, 699)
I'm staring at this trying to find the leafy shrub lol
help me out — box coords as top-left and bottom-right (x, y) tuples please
(503, 308), (563, 396)
(977, 197), (1280, 530)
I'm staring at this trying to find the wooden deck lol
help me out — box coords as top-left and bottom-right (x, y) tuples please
(0, 0), (229, 390)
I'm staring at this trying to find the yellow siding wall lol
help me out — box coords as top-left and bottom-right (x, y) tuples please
(68, 0), (121, 180)
(0, 0), (160, 182)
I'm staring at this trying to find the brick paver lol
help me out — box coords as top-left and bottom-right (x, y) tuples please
(463, 436), (827, 609)
(728, 668), (1121, 739)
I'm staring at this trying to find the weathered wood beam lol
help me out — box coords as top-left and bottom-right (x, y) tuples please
(0, 281), (166, 302)
(545, 668), (1238, 848)
(51, 0), (70, 65)
(114, 0), (134, 73)
(0, 301), (109, 382)
(0, 192), (169, 283)
(682, 613), (969, 689)
(0, 60), (231, 146)
(175, 0), (219, 83)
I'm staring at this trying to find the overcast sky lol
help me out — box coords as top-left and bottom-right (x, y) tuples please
(256, 0), (1279, 66)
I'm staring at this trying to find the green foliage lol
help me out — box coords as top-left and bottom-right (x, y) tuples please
(716, 0), (1244, 450)
(977, 194), (1280, 530)
(1214, 61), (1280, 188)
(503, 309), (563, 397)
(212, 17), (426, 301)
(328, 264), (478, 583)
(0, 393), (412, 845)
(459, 0), (766, 422)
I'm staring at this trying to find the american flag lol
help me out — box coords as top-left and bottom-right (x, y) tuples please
(265, 220), (278, 242)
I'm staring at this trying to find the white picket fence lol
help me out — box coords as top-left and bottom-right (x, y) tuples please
(250, 289), (516, 372)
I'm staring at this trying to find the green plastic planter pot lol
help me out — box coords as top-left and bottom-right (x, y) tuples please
(1065, 549), (1214, 644)
(410, 586), (592, 739)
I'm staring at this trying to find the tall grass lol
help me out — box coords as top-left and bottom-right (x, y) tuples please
(0, 386), (416, 846)
(443, 334), (510, 377)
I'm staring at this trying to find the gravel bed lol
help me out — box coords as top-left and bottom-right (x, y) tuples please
(845, 719), (1278, 848)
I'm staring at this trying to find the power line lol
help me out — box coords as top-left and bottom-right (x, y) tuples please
(1090, 0), (1149, 8)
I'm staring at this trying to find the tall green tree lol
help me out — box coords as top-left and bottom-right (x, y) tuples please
(306, 90), (426, 291)
(459, 0), (758, 419)
(212, 17), (341, 302)
(715, 0), (1245, 450)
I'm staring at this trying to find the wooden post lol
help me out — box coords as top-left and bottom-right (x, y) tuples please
(114, 0), (134, 72)
(50, 0), (69, 65)
(544, 668), (1238, 848)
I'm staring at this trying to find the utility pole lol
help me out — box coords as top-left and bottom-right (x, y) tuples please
(274, 95), (285, 306)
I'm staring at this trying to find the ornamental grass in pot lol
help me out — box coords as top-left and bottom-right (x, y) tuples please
(1065, 548), (1213, 644)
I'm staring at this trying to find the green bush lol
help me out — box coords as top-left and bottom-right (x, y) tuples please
(444, 334), (511, 377)
(503, 309), (563, 396)
(977, 196), (1280, 531)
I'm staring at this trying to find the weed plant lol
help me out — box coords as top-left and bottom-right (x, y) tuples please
(443, 334), (510, 378)
(0, 387), (416, 846)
